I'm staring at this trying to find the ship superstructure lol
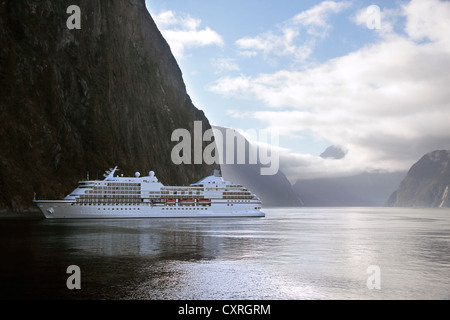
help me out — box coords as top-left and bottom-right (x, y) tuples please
(34, 167), (264, 219)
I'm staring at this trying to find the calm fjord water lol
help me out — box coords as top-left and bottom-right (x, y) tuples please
(0, 207), (449, 300)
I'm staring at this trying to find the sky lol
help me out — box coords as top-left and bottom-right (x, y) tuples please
(145, 0), (450, 182)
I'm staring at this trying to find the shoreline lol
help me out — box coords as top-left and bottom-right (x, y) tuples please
(0, 210), (43, 220)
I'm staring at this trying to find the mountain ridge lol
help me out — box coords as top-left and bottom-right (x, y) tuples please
(386, 150), (450, 208)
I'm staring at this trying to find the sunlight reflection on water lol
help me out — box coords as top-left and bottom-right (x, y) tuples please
(0, 207), (449, 299)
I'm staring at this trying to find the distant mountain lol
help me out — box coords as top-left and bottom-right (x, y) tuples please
(386, 150), (450, 208)
(293, 171), (406, 207)
(0, 1), (213, 210)
(213, 126), (303, 207)
(320, 146), (347, 159)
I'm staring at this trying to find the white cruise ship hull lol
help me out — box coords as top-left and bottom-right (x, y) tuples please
(34, 167), (265, 219)
(34, 201), (265, 219)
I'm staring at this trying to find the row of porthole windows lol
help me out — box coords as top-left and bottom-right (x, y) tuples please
(89, 186), (139, 191)
(94, 207), (210, 211)
(81, 195), (140, 199)
(224, 192), (251, 195)
(162, 207), (208, 210)
(77, 203), (139, 206)
(106, 183), (140, 187)
(98, 208), (140, 211)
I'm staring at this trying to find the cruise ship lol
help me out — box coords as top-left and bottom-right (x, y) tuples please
(34, 167), (264, 219)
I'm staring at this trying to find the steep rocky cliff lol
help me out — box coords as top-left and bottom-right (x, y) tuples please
(386, 150), (450, 208)
(0, 0), (213, 211)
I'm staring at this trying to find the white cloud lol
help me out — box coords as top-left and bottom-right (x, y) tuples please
(403, 0), (450, 42)
(211, 58), (240, 74)
(226, 109), (253, 119)
(152, 10), (224, 59)
(211, 0), (450, 182)
(235, 1), (351, 62)
(353, 4), (407, 39)
(238, 50), (258, 58)
(291, 0), (352, 37)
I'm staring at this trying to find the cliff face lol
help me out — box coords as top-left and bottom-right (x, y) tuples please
(0, 0), (213, 210)
(386, 150), (450, 208)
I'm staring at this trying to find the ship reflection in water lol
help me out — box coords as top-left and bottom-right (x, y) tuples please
(1, 207), (450, 300)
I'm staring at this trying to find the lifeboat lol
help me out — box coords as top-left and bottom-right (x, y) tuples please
(198, 199), (211, 206)
(166, 199), (176, 205)
(179, 199), (195, 205)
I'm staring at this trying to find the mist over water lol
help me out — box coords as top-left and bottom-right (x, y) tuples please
(0, 207), (449, 300)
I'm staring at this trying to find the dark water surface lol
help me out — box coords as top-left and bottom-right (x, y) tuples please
(0, 207), (449, 300)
